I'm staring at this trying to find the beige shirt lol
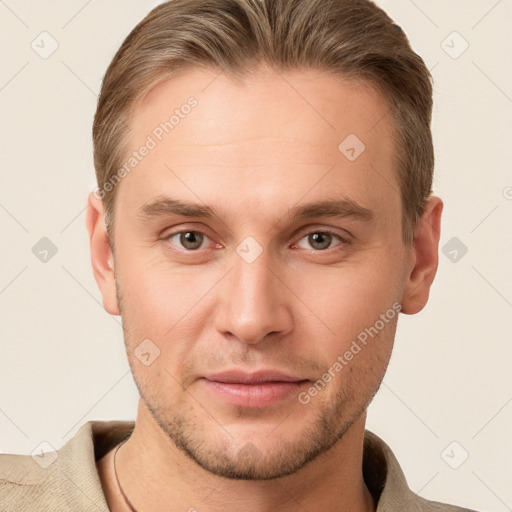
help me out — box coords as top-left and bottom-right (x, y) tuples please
(0, 420), (478, 511)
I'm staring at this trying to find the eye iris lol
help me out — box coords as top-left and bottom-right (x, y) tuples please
(180, 231), (203, 250)
(308, 232), (332, 250)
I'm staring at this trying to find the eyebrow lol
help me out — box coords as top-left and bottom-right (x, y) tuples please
(137, 196), (374, 224)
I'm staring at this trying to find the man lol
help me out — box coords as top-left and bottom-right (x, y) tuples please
(0, 0), (479, 510)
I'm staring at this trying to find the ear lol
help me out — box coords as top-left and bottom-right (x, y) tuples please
(401, 196), (443, 315)
(86, 192), (120, 315)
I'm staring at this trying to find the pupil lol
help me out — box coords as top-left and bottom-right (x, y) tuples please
(181, 231), (203, 249)
(309, 232), (331, 250)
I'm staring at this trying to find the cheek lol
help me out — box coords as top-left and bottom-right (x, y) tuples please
(115, 247), (223, 342)
(312, 311), (397, 408)
(286, 248), (403, 375)
(292, 256), (402, 332)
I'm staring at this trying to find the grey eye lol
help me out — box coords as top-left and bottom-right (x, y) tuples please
(308, 232), (332, 250)
(297, 232), (340, 250)
(170, 231), (205, 250)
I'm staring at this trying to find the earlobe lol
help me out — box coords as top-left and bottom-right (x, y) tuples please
(401, 196), (443, 315)
(86, 192), (120, 316)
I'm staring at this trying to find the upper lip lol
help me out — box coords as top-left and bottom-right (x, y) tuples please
(203, 370), (307, 384)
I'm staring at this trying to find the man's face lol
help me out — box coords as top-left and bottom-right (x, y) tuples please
(109, 66), (410, 479)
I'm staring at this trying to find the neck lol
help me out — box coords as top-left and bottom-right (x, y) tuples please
(111, 400), (374, 512)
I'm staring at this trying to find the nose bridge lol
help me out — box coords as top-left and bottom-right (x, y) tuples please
(215, 247), (292, 344)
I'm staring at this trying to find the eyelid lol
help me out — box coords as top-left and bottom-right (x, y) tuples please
(162, 225), (221, 251)
(160, 222), (216, 240)
(293, 232), (348, 252)
(291, 225), (353, 246)
(169, 231), (208, 250)
(160, 224), (352, 253)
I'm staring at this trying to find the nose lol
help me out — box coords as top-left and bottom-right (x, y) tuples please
(213, 249), (294, 345)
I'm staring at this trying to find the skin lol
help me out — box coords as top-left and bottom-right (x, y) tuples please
(88, 65), (442, 512)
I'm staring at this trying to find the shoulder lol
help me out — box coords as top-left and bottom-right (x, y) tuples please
(0, 450), (63, 511)
(0, 420), (132, 512)
(411, 494), (482, 512)
(363, 430), (483, 512)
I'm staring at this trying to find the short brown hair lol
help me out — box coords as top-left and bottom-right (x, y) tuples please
(93, 0), (434, 244)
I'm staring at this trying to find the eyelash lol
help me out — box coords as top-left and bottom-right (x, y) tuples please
(163, 228), (351, 253)
(293, 230), (349, 251)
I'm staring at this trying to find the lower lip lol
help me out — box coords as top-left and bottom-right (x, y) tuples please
(202, 379), (309, 408)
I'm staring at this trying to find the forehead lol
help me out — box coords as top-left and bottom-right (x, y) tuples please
(118, 66), (399, 223)
(133, 66), (392, 152)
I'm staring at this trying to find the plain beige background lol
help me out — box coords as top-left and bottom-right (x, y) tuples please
(1, 1), (511, 510)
